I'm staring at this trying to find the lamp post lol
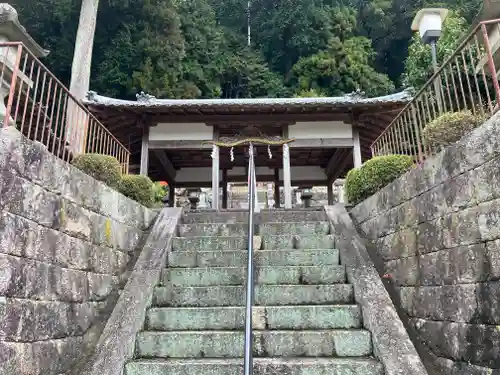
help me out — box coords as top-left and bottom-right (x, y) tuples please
(411, 8), (448, 112)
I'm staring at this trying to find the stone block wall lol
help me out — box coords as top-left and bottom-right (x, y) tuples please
(0, 128), (156, 375)
(349, 113), (500, 374)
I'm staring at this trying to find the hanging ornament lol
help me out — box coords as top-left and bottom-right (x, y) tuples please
(230, 147), (235, 162)
(211, 144), (217, 159)
(268, 144), (272, 159)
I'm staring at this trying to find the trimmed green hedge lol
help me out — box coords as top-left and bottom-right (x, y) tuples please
(71, 154), (122, 188)
(345, 155), (413, 206)
(118, 174), (154, 208)
(423, 110), (486, 150)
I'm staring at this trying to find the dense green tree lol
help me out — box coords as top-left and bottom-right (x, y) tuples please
(175, 0), (224, 98)
(92, 0), (185, 99)
(11, 0), (485, 100)
(290, 36), (395, 96)
(11, 0), (80, 85)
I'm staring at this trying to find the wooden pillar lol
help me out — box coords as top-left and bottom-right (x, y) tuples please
(353, 127), (362, 168)
(222, 169), (228, 209)
(283, 143), (292, 209)
(139, 125), (149, 176)
(211, 145), (220, 210)
(274, 168), (280, 208)
(327, 180), (334, 205)
(168, 183), (176, 207)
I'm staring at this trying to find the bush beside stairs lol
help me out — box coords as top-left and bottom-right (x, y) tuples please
(125, 210), (384, 375)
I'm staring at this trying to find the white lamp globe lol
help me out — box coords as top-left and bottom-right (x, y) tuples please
(411, 8), (449, 44)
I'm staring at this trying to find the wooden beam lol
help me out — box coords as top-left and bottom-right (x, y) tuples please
(353, 127), (362, 168)
(222, 169), (228, 209)
(150, 112), (352, 124)
(174, 178), (330, 189)
(140, 124), (149, 176)
(274, 168), (280, 208)
(282, 126), (292, 209)
(152, 150), (177, 182)
(212, 128), (220, 210)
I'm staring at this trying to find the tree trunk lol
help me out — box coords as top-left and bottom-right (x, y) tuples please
(70, 0), (100, 101)
(67, 0), (99, 155)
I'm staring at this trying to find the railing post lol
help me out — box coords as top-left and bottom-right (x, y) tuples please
(481, 23), (500, 110)
(411, 104), (424, 163)
(4, 44), (23, 127)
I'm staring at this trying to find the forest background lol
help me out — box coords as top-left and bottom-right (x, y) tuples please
(12, 0), (482, 100)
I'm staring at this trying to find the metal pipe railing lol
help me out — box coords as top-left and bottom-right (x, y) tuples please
(0, 42), (130, 172)
(371, 18), (500, 162)
(243, 143), (256, 375)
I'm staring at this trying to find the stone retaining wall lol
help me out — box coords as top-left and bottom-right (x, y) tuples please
(350, 113), (500, 374)
(0, 127), (155, 375)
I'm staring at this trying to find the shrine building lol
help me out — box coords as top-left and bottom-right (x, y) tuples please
(84, 90), (411, 209)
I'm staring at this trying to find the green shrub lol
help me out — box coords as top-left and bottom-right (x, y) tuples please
(118, 174), (154, 207)
(71, 154), (122, 188)
(152, 181), (169, 207)
(345, 155), (414, 206)
(423, 110), (486, 150)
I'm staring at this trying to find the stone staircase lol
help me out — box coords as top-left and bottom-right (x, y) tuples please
(125, 210), (384, 375)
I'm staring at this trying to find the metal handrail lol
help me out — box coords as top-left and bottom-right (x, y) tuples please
(370, 19), (500, 161)
(243, 143), (256, 375)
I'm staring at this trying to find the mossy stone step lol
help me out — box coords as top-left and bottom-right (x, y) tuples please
(172, 234), (335, 251)
(258, 221), (330, 236)
(153, 284), (354, 307)
(181, 210), (327, 224)
(167, 249), (340, 268)
(146, 305), (362, 331)
(178, 221), (331, 237)
(125, 358), (384, 375)
(162, 265), (346, 286)
(136, 330), (372, 358)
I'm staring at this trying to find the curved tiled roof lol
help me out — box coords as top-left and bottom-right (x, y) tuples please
(84, 89), (413, 111)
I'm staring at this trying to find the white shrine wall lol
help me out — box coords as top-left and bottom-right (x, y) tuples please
(288, 121), (352, 139)
(149, 123), (213, 141)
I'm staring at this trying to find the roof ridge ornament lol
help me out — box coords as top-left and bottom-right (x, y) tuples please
(86, 90), (98, 102)
(346, 89), (366, 100)
(136, 91), (156, 102)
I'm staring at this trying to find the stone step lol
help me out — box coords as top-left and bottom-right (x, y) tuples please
(167, 249), (340, 268)
(178, 223), (248, 237)
(136, 330), (373, 358)
(153, 284), (353, 307)
(172, 234), (335, 251)
(259, 221), (331, 236)
(125, 358), (384, 375)
(162, 266), (346, 286)
(177, 221), (331, 237)
(181, 210), (327, 224)
(146, 305), (362, 331)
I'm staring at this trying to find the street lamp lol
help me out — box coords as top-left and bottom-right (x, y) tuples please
(412, 8), (448, 111)
(411, 8), (449, 73)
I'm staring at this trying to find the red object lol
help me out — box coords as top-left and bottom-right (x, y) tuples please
(159, 181), (169, 186)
